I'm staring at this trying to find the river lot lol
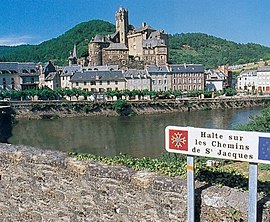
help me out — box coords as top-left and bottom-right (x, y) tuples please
(8, 107), (262, 157)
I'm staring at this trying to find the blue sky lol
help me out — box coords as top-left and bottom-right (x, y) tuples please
(0, 0), (269, 47)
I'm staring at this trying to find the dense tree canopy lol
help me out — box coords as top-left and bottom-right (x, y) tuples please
(0, 20), (115, 65)
(169, 33), (270, 69)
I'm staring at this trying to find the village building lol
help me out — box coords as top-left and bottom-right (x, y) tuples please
(124, 69), (151, 91)
(205, 69), (226, 91)
(70, 70), (126, 92)
(60, 65), (82, 89)
(169, 64), (205, 92)
(236, 69), (257, 91)
(39, 61), (61, 90)
(0, 62), (39, 90)
(146, 65), (170, 91)
(88, 7), (168, 69)
(257, 66), (270, 92)
(44, 72), (61, 90)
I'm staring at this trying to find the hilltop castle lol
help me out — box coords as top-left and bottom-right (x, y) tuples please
(88, 7), (168, 69)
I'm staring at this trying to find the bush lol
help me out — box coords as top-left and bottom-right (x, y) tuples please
(112, 100), (129, 112)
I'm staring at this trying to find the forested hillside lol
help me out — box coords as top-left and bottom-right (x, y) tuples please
(0, 20), (115, 65)
(0, 20), (269, 68)
(169, 33), (270, 68)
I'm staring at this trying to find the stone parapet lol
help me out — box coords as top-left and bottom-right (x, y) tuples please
(0, 143), (270, 221)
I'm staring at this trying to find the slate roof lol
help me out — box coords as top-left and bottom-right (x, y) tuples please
(70, 70), (125, 82)
(146, 65), (169, 73)
(92, 35), (106, 43)
(143, 38), (166, 48)
(124, 69), (149, 78)
(206, 70), (225, 80)
(239, 69), (257, 77)
(132, 24), (155, 34)
(45, 72), (58, 81)
(104, 43), (128, 50)
(0, 62), (38, 74)
(86, 65), (119, 71)
(169, 64), (204, 73)
(257, 66), (270, 72)
(61, 65), (82, 76)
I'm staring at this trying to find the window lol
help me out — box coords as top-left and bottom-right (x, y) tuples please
(107, 81), (110, 85)
(90, 81), (96, 85)
(11, 78), (15, 90)
(3, 78), (6, 90)
(84, 82), (87, 86)
(76, 82), (79, 86)
(115, 81), (118, 85)
(158, 80), (162, 84)
(99, 81), (102, 85)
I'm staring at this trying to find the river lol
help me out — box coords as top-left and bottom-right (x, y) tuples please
(8, 107), (263, 158)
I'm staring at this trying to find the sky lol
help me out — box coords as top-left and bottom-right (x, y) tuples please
(0, 0), (269, 47)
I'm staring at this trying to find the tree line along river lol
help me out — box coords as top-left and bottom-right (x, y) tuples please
(5, 107), (263, 158)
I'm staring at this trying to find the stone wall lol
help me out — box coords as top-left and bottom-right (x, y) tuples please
(1, 143), (270, 221)
(7, 96), (270, 119)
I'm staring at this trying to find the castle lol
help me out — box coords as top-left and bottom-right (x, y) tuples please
(88, 7), (168, 69)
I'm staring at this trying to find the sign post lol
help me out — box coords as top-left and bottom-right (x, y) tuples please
(248, 163), (258, 222)
(187, 155), (195, 222)
(165, 126), (270, 222)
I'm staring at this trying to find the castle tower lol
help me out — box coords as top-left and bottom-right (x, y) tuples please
(115, 7), (129, 46)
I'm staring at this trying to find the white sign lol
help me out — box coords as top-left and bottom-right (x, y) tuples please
(165, 126), (270, 164)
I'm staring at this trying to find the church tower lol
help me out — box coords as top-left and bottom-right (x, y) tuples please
(68, 44), (77, 66)
(115, 7), (129, 46)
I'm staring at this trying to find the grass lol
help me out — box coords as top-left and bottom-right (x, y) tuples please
(68, 152), (270, 194)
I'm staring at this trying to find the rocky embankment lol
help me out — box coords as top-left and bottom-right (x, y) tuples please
(1, 143), (270, 221)
(6, 96), (270, 119)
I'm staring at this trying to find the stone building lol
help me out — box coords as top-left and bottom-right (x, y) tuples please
(88, 7), (168, 69)
(60, 65), (82, 89)
(146, 65), (170, 91)
(169, 64), (205, 92)
(124, 69), (151, 91)
(70, 70), (126, 92)
(0, 62), (39, 91)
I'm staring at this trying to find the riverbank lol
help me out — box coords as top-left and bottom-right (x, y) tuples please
(7, 96), (270, 119)
(1, 143), (270, 221)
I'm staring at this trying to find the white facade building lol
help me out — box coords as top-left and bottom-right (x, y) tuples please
(257, 66), (270, 92)
(237, 69), (257, 91)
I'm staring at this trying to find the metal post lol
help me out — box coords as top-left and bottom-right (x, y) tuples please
(248, 162), (258, 222)
(187, 155), (195, 222)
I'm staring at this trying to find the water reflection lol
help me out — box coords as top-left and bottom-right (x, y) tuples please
(8, 107), (262, 157)
(0, 113), (13, 143)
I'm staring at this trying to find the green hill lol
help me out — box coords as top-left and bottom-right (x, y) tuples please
(0, 20), (270, 68)
(0, 20), (115, 65)
(169, 33), (270, 68)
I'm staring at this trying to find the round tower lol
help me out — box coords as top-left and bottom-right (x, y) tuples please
(88, 42), (102, 66)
